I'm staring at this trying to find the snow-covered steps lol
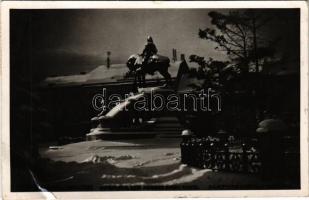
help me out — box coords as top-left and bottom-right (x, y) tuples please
(86, 117), (184, 140)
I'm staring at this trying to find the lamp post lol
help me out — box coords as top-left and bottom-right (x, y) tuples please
(107, 51), (111, 69)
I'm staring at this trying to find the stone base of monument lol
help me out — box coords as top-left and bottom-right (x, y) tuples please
(86, 127), (157, 141)
(86, 116), (183, 141)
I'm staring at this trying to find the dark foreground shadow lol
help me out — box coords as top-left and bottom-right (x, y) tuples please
(11, 153), (300, 192)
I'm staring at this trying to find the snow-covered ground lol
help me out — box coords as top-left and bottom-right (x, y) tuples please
(37, 137), (294, 191)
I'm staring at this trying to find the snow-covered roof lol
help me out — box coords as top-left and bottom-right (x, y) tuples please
(41, 61), (184, 88)
(86, 64), (128, 84)
(43, 74), (90, 87)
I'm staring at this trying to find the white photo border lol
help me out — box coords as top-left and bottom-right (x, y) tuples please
(1, 1), (308, 199)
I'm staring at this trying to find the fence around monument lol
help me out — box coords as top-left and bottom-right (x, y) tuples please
(180, 135), (299, 175)
(180, 137), (261, 173)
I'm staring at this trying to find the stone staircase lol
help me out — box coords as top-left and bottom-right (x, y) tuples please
(86, 116), (184, 140)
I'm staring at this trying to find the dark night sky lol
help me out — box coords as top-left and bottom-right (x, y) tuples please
(10, 9), (299, 80)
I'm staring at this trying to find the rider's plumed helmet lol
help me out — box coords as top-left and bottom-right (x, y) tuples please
(147, 36), (153, 43)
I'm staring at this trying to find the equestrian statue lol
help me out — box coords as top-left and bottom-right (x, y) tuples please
(126, 36), (171, 89)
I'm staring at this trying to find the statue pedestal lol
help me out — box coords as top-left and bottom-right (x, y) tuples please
(86, 127), (156, 140)
(86, 127), (111, 141)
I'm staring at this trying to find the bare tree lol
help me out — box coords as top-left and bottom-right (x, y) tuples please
(199, 10), (276, 73)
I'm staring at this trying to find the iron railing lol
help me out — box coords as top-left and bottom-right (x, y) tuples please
(180, 137), (261, 173)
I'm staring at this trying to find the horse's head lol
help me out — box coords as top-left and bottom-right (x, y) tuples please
(126, 54), (138, 72)
(126, 54), (144, 72)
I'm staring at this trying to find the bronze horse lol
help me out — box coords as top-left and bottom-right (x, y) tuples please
(126, 54), (171, 88)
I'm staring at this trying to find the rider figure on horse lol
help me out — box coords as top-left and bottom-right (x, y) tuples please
(142, 36), (158, 69)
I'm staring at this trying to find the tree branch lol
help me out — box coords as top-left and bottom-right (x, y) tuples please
(235, 23), (247, 38)
(224, 26), (243, 38)
(217, 42), (245, 58)
(223, 30), (244, 49)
